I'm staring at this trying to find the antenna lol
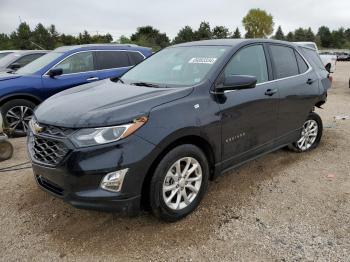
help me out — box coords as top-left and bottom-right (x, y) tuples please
(30, 41), (45, 50)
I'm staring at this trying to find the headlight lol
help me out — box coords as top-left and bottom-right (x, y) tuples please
(71, 116), (147, 147)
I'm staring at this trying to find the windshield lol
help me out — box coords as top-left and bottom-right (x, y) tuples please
(16, 52), (63, 75)
(0, 53), (20, 67)
(121, 46), (229, 87)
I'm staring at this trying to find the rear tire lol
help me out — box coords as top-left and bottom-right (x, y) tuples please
(288, 112), (323, 152)
(149, 144), (209, 222)
(1, 99), (36, 137)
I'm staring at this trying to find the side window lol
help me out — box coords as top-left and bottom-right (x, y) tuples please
(12, 53), (45, 67)
(53, 52), (94, 74)
(270, 45), (299, 79)
(301, 48), (326, 71)
(95, 51), (130, 70)
(128, 52), (144, 65)
(224, 45), (268, 84)
(295, 51), (309, 74)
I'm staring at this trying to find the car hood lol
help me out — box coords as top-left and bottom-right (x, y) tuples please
(35, 79), (193, 128)
(0, 72), (22, 81)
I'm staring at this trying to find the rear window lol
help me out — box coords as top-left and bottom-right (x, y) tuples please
(295, 51), (309, 74)
(128, 52), (144, 65)
(270, 45), (299, 79)
(95, 51), (131, 70)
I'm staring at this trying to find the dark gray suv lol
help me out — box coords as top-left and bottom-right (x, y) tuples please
(28, 39), (331, 221)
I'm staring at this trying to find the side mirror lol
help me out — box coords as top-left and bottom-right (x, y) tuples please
(8, 63), (22, 71)
(215, 75), (257, 94)
(48, 68), (63, 78)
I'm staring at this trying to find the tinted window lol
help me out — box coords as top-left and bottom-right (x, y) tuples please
(12, 53), (45, 67)
(270, 45), (299, 79)
(128, 52), (144, 65)
(95, 51), (130, 70)
(54, 52), (94, 74)
(224, 45), (268, 84)
(301, 48), (326, 71)
(295, 51), (308, 73)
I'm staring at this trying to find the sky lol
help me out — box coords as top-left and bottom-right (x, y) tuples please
(0, 0), (349, 40)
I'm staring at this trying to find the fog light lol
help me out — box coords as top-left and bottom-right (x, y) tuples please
(100, 168), (128, 192)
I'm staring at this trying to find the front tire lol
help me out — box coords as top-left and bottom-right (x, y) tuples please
(1, 99), (36, 137)
(149, 144), (209, 222)
(288, 112), (323, 152)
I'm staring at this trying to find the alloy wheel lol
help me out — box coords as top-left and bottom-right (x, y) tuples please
(297, 119), (318, 151)
(162, 157), (202, 210)
(5, 106), (33, 134)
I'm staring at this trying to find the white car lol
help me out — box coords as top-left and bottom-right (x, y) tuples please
(293, 42), (336, 72)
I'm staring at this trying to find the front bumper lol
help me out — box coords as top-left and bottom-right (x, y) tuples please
(28, 130), (156, 215)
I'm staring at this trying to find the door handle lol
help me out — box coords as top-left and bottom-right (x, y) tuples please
(265, 89), (278, 96)
(306, 78), (316, 85)
(86, 77), (99, 81)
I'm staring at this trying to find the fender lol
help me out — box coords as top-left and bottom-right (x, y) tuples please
(0, 93), (42, 106)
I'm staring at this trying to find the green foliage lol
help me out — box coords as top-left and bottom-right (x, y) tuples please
(286, 32), (294, 42)
(317, 26), (332, 47)
(195, 21), (212, 40)
(212, 26), (230, 39)
(242, 9), (274, 38)
(0, 22), (113, 50)
(232, 27), (241, 39)
(130, 26), (170, 51)
(273, 26), (285, 40)
(173, 26), (195, 44)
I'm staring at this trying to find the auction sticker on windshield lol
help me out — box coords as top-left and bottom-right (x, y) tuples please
(188, 57), (217, 64)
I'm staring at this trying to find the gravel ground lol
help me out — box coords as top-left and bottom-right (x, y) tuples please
(0, 63), (349, 262)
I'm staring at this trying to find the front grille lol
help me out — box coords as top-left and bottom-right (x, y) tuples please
(36, 175), (64, 196)
(32, 137), (69, 166)
(40, 124), (75, 137)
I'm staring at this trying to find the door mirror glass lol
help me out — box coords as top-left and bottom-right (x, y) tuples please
(216, 75), (257, 93)
(48, 68), (63, 78)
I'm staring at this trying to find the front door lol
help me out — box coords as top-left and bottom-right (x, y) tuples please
(217, 44), (279, 169)
(41, 51), (99, 98)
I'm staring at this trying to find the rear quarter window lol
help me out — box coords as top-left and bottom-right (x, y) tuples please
(95, 51), (131, 70)
(128, 52), (144, 65)
(295, 51), (309, 74)
(301, 47), (326, 72)
(270, 45), (299, 79)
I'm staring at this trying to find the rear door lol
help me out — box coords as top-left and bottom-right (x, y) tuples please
(41, 51), (98, 97)
(269, 44), (320, 139)
(218, 44), (279, 169)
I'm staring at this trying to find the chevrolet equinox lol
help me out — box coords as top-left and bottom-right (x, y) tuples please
(27, 39), (330, 222)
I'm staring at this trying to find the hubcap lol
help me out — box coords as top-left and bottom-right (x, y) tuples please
(297, 119), (318, 151)
(5, 106), (33, 134)
(162, 157), (202, 210)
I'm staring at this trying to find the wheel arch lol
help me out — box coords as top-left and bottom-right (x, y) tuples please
(140, 134), (216, 209)
(0, 93), (42, 107)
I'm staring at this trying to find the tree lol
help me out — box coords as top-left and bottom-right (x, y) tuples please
(305, 27), (315, 42)
(195, 21), (212, 40)
(0, 33), (13, 49)
(78, 30), (92, 44)
(32, 23), (51, 49)
(232, 27), (241, 38)
(273, 26), (285, 40)
(173, 26), (195, 44)
(286, 32), (294, 42)
(10, 22), (32, 49)
(294, 28), (307, 41)
(242, 9), (274, 38)
(48, 24), (59, 49)
(131, 26), (170, 50)
(317, 26), (332, 48)
(331, 28), (346, 48)
(212, 25), (230, 39)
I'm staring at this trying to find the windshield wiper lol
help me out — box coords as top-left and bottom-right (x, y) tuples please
(131, 82), (161, 88)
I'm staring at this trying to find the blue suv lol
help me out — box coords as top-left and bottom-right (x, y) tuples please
(0, 44), (152, 135)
